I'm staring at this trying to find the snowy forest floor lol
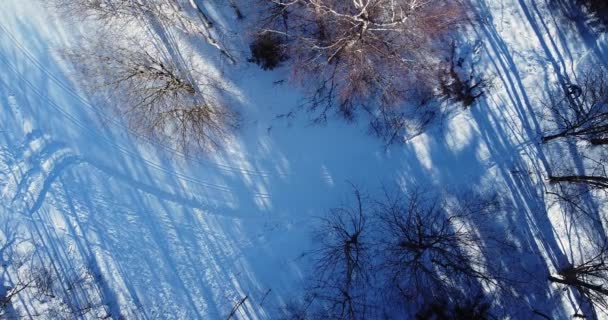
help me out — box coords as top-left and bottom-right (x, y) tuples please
(1, 0), (608, 319)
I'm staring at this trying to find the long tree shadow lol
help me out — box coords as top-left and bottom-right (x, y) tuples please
(467, 0), (608, 316)
(0, 7), (312, 318)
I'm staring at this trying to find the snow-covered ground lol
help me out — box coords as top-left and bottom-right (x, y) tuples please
(0, 0), (607, 319)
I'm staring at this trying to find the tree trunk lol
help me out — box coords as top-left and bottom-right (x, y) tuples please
(589, 137), (608, 145)
(549, 275), (608, 296)
(542, 132), (569, 143)
(548, 175), (608, 188)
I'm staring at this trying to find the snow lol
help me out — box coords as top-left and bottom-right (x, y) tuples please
(0, 0), (607, 318)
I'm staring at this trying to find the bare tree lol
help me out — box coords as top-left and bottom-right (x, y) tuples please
(549, 153), (608, 190)
(66, 38), (238, 153)
(49, 0), (237, 63)
(51, 0), (242, 153)
(547, 179), (606, 228)
(549, 242), (608, 314)
(1, 235), (113, 318)
(550, 175), (608, 189)
(439, 40), (491, 108)
(415, 293), (492, 320)
(1, 271), (34, 318)
(366, 90), (439, 145)
(259, 0), (466, 142)
(541, 68), (608, 144)
(249, 32), (289, 70)
(374, 187), (496, 301)
(279, 294), (318, 320)
(49, 0), (150, 23)
(314, 187), (369, 289)
(309, 186), (372, 319)
(300, 185), (503, 318)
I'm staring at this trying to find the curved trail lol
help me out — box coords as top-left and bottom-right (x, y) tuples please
(0, 51), (273, 201)
(0, 21), (286, 179)
(1, 128), (260, 220)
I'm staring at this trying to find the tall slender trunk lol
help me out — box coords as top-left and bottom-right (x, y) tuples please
(186, 0), (236, 64)
(549, 275), (608, 296)
(542, 132), (569, 143)
(549, 175), (608, 188)
(589, 137), (608, 145)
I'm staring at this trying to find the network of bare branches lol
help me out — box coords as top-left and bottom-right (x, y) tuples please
(49, 0), (237, 63)
(549, 242), (608, 315)
(374, 187), (496, 301)
(49, 0), (149, 23)
(415, 294), (492, 320)
(259, 0), (467, 142)
(549, 152), (608, 191)
(547, 179), (607, 229)
(439, 40), (491, 108)
(0, 220), (112, 319)
(66, 38), (238, 153)
(300, 185), (501, 318)
(541, 67), (608, 145)
(310, 186), (372, 319)
(314, 188), (369, 288)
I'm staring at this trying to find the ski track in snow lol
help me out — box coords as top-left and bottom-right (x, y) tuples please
(0, 51), (273, 201)
(0, 6), (302, 314)
(0, 21), (282, 179)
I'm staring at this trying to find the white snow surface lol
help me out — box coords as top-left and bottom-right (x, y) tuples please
(0, 0), (607, 319)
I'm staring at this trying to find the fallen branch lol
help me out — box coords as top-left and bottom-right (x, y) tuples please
(226, 295), (248, 320)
